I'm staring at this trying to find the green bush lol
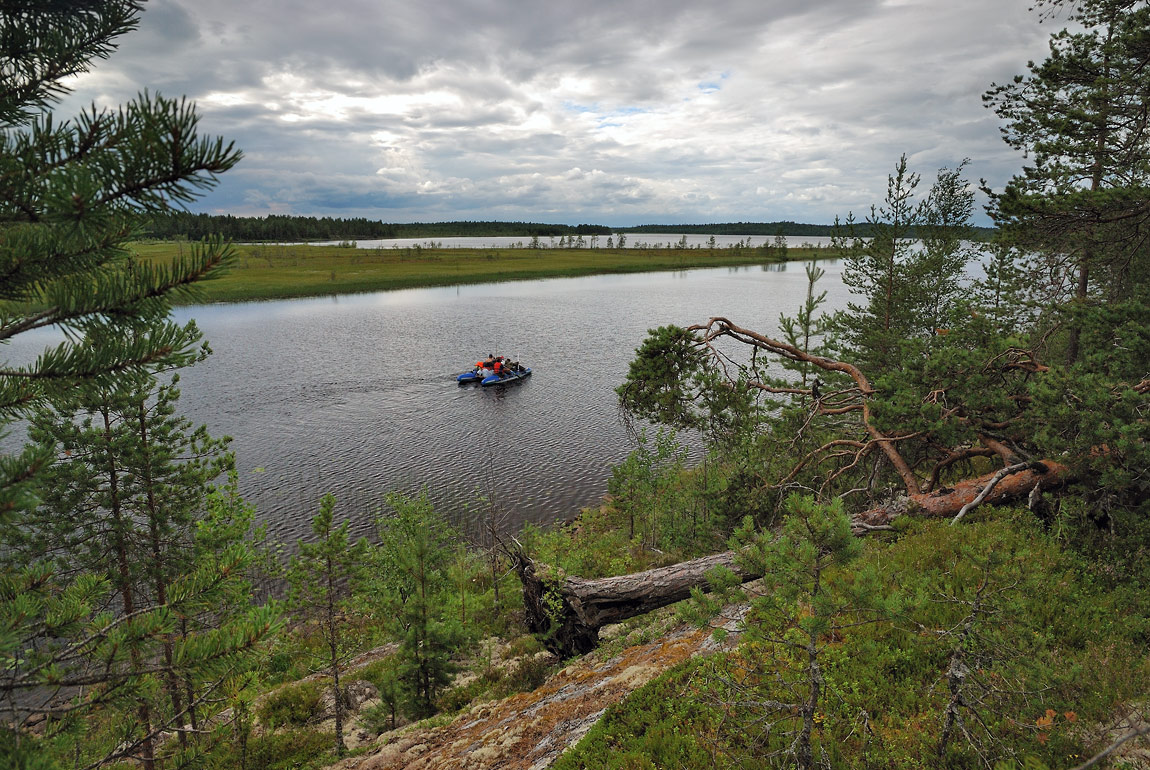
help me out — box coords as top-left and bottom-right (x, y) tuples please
(439, 675), (492, 714)
(551, 659), (716, 770)
(438, 652), (556, 715)
(355, 657), (397, 693)
(205, 728), (332, 770)
(359, 700), (400, 736)
(494, 654), (552, 696)
(264, 649), (295, 680)
(256, 680), (324, 729)
(245, 728), (332, 770)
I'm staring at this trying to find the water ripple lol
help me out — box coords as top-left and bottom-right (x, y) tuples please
(136, 263), (852, 544)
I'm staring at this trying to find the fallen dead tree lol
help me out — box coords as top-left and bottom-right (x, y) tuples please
(516, 459), (1070, 657)
(512, 549), (761, 656)
(851, 458), (1069, 532)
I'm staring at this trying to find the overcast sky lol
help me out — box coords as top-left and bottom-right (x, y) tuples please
(59, 0), (1059, 226)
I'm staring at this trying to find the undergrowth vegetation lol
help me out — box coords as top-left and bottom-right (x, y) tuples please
(556, 512), (1150, 769)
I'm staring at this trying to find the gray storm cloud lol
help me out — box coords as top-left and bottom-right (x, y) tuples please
(56, 0), (1053, 225)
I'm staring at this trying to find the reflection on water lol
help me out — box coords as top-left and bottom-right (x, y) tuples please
(8, 261), (849, 545)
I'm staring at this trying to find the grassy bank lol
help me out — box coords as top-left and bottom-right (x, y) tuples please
(133, 241), (829, 303)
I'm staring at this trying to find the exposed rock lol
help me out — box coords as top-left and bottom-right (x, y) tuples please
(330, 603), (748, 770)
(1081, 703), (1150, 769)
(317, 679), (380, 721)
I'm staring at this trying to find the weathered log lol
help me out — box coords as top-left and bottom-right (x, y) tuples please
(516, 460), (1071, 657)
(513, 550), (759, 656)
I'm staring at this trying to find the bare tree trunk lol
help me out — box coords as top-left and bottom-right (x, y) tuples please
(136, 401), (190, 753)
(513, 550), (759, 655)
(852, 459), (1069, 532)
(326, 554), (347, 758)
(103, 408), (156, 770)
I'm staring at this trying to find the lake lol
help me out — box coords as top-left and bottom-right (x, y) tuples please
(13, 260), (852, 546)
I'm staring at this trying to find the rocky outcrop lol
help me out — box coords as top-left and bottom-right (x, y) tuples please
(318, 680), (380, 722)
(331, 603), (748, 770)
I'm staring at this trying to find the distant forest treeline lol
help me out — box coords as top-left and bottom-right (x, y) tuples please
(143, 212), (993, 242)
(615, 221), (994, 238)
(623, 221), (833, 235)
(143, 213), (612, 241)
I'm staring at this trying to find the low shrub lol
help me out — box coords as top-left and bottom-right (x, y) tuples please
(205, 728), (332, 770)
(244, 728), (332, 770)
(257, 680), (325, 729)
(493, 654), (552, 696)
(359, 700), (401, 736)
(557, 515), (1150, 769)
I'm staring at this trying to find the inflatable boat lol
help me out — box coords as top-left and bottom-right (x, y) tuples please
(480, 366), (531, 386)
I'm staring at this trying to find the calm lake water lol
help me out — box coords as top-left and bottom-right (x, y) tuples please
(14, 260), (852, 545)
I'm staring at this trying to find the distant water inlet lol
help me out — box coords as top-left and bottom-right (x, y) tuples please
(314, 233), (839, 252)
(10, 262), (851, 545)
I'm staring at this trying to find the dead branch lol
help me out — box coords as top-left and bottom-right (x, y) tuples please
(951, 462), (1038, 525)
(850, 459), (1070, 533)
(925, 447), (998, 493)
(512, 548), (758, 656)
(977, 435), (1023, 464)
(689, 317), (921, 495)
(1070, 709), (1150, 770)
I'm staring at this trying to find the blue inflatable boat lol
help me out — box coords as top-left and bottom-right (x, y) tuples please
(481, 366), (531, 386)
(457, 358), (531, 386)
(457, 358), (529, 386)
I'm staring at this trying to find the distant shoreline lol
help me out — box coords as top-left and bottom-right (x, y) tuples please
(133, 241), (834, 304)
(144, 212), (995, 243)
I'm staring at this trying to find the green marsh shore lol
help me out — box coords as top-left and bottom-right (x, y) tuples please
(136, 241), (830, 303)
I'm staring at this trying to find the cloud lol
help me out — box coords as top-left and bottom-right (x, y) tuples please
(54, 0), (1055, 225)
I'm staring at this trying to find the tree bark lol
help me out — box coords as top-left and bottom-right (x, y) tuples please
(850, 459), (1069, 532)
(513, 550), (759, 656)
(517, 460), (1070, 657)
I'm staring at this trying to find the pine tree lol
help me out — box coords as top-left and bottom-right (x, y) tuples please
(777, 262), (832, 389)
(835, 156), (976, 375)
(0, 1), (240, 514)
(5, 365), (276, 768)
(287, 494), (369, 758)
(0, 4), (253, 765)
(985, 0), (1150, 508)
(697, 495), (894, 769)
(374, 491), (465, 719)
(834, 156), (923, 374)
(984, 0), (1150, 363)
(909, 160), (976, 345)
